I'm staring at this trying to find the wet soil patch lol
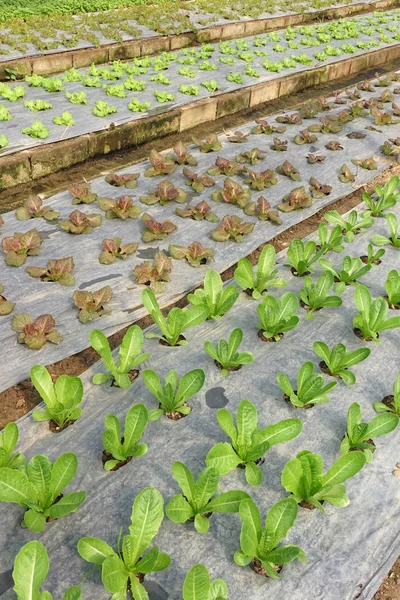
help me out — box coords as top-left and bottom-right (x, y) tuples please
(205, 387), (229, 409)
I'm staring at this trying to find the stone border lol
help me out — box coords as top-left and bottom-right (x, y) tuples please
(1, 41), (399, 191)
(0, 0), (396, 80)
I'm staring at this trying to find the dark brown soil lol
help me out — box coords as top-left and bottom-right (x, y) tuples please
(382, 395), (395, 408)
(189, 511), (212, 522)
(349, 439), (376, 453)
(319, 361), (341, 378)
(257, 330), (283, 342)
(300, 299), (321, 313)
(283, 393), (314, 410)
(214, 360), (241, 373)
(360, 255), (382, 265)
(354, 328), (378, 341)
(299, 500), (322, 510)
(112, 368), (139, 386)
(237, 457), (265, 470)
(291, 267), (310, 277)
(244, 288), (255, 297)
(249, 557), (282, 577)
(49, 419), (75, 433)
(159, 334), (186, 347)
(46, 494), (63, 522)
(374, 557), (400, 600)
(162, 401), (190, 420)
(102, 437), (132, 471)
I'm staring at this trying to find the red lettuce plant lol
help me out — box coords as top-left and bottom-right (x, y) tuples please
(244, 167), (278, 191)
(133, 251), (172, 293)
(192, 134), (221, 152)
(211, 178), (251, 207)
(271, 138), (288, 151)
(351, 157), (377, 170)
(339, 164), (355, 183)
(370, 107), (394, 125)
(227, 130), (248, 143)
(378, 90), (394, 104)
(99, 238), (138, 264)
(358, 80), (374, 92)
(144, 149), (177, 177)
(140, 181), (187, 206)
(350, 103), (367, 118)
(0, 284), (15, 315)
(381, 140), (400, 157)
(251, 119), (286, 135)
(2, 229), (43, 266)
(169, 141), (197, 165)
(211, 215), (255, 242)
(243, 197), (282, 224)
(294, 129), (318, 145)
(15, 196), (60, 221)
(325, 141), (343, 151)
(12, 313), (62, 349)
(26, 257), (75, 286)
(335, 110), (353, 124)
(236, 148), (266, 165)
(183, 168), (215, 193)
(392, 103), (400, 117)
(307, 154), (326, 164)
(141, 213), (177, 242)
(207, 157), (243, 177)
(73, 286), (113, 323)
(176, 200), (218, 222)
(275, 160), (301, 181)
(69, 183), (98, 205)
(169, 242), (214, 267)
(98, 196), (141, 220)
(105, 172), (140, 189)
(314, 117), (342, 134)
(347, 131), (366, 140)
(278, 187), (312, 212)
(309, 177), (332, 199)
(276, 113), (302, 125)
(58, 210), (102, 234)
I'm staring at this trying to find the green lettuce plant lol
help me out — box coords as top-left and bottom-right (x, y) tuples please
(234, 244), (286, 299)
(204, 329), (254, 376)
(30, 365), (83, 429)
(21, 120), (50, 139)
(182, 564), (228, 599)
(0, 423), (25, 469)
(374, 373), (400, 416)
(256, 292), (299, 341)
(66, 91), (87, 104)
(154, 90), (176, 102)
(281, 450), (366, 511)
(299, 271), (342, 319)
(0, 134), (8, 148)
(78, 488), (170, 599)
(286, 239), (323, 276)
(188, 270), (239, 320)
(90, 326), (150, 388)
(234, 497), (305, 577)
(92, 100), (117, 116)
(319, 256), (371, 293)
(102, 404), (149, 471)
(0, 452), (86, 532)
(206, 399), (302, 486)
(353, 284), (400, 342)
(371, 213), (400, 248)
(313, 341), (370, 385)
(24, 99), (52, 112)
(385, 269), (400, 308)
(277, 361), (337, 408)
(143, 368), (205, 420)
(362, 176), (399, 216)
(324, 209), (374, 243)
(53, 110), (75, 126)
(166, 462), (249, 533)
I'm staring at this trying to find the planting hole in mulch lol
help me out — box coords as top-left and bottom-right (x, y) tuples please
(189, 511), (212, 522)
(49, 419), (75, 433)
(349, 439), (376, 454)
(46, 494), (63, 522)
(353, 328), (377, 341)
(382, 395), (395, 409)
(300, 300), (321, 313)
(112, 369), (139, 386)
(258, 330), (283, 343)
(244, 288), (255, 297)
(283, 393), (314, 410)
(205, 387), (229, 409)
(360, 255), (381, 265)
(299, 500), (324, 511)
(384, 297), (400, 310)
(237, 457), (265, 470)
(319, 361), (341, 378)
(159, 335), (186, 347)
(102, 437), (132, 471)
(291, 267), (310, 277)
(161, 401), (190, 420)
(250, 558), (282, 577)
(214, 360), (241, 373)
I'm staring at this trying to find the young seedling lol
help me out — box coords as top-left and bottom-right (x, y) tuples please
(374, 373), (400, 416)
(176, 200), (218, 222)
(243, 197), (282, 224)
(91, 326), (150, 388)
(234, 497), (306, 577)
(353, 284), (400, 342)
(169, 141), (197, 166)
(211, 178), (249, 207)
(99, 238), (138, 264)
(140, 181), (187, 206)
(68, 182), (98, 205)
(102, 404), (149, 471)
(362, 176), (400, 216)
(184, 168), (215, 193)
(360, 243), (385, 267)
(192, 134), (222, 153)
(309, 177), (332, 199)
(166, 462), (249, 533)
(2, 229), (43, 266)
(145, 149), (177, 177)
(169, 242), (214, 267)
(244, 168), (278, 191)
(324, 209), (374, 243)
(182, 564), (228, 599)
(278, 187), (313, 212)
(316, 223), (344, 254)
(143, 368), (205, 420)
(105, 173), (140, 189)
(78, 488), (170, 599)
(141, 213), (177, 242)
(211, 216), (255, 242)
(21, 120), (49, 139)
(286, 239), (323, 276)
(0, 423), (25, 469)
(73, 285), (113, 324)
(58, 210), (102, 234)
(12, 541), (81, 600)
(134, 252), (172, 294)
(234, 244), (286, 299)
(385, 269), (400, 308)
(15, 195), (60, 221)
(299, 271), (342, 319)
(144, 284), (207, 342)
(256, 292), (299, 341)
(277, 361), (337, 408)
(188, 270), (239, 320)
(341, 402), (398, 462)
(0, 452), (86, 531)
(98, 196), (141, 220)
(30, 365), (83, 431)
(281, 449), (366, 511)
(12, 313), (62, 349)
(0, 284), (15, 315)
(208, 157), (243, 177)
(206, 399), (302, 485)
(204, 329), (254, 376)
(26, 257), (75, 286)
(313, 341), (370, 385)
(236, 148), (266, 165)
(371, 213), (400, 248)
(319, 256), (371, 294)
(275, 160), (301, 181)
(92, 100), (117, 116)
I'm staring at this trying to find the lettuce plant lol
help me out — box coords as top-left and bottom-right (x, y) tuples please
(211, 178), (250, 207)
(170, 140), (197, 166)
(227, 131), (248, 143)
(319, 256), (371, 294)
(58, 210), (102, 234)
(99, 238), (138, 264)
(251, 120), (285, 135)
(206, 399), (301, 485)
(12, 541), (81, 600)
(317, 223), (344, 254)
(26, 257), (75, 286)
(12, 313), (62, 349)
(99, 196), (141, 220)
(374, 373), (400, 416)
(275, 160), (301, 181)
(243, 197), (282, 224)
(281, 450), (366, 511)
(0, 103), (12, 121)
(204, 328), (254, 376)
(188, 270), (239, 320)
(0, 284), (15, 316)
(176, 200), (218, 222)
(360, 243), (385, 267)
(0, 83), (25, 101)
(92, 100), (117, 116)
(362, 176), (400, 216)
(299, 272), (342, 319)
(2, 229), (43, 266)
(270, 137), (288, 151)
(154, 89), (176, 103)
(192, 134), (222, 153)
(313, 341), (370, 385)
(105, 172), (140, 189)
(140, 182), (187, 209)
(277, 361), (337, 408)
(307, 153), (326, 164)
(341, 402), (398, 463)
(166, 462), (249, 533)
(78, 488), (170, 599)
(73, 286), (112, 324)
(141, 213), (177, 242)
(286, 239), (323, 276)
(15, 195), (59, 222)
(169, 242), (214, 268)
(24, 98), (52, 112)
(143, 368), (205, 420)
(277, 187), (312, 212)
(339, 164), (355, 183)
(309, 177), (332, 199)
(30, 365), (83, 430)
(0, 452), (86, 532)
(183, 564), (228, 599)
(21, 119), (50, 139)
(371, 213), (400, 248)
(102, 404), (149, 471)
(257, 292), (299, 341)
(353, 284), (400, 342)
(211, 215), (255, 242)
(352, 157), (377, 171)
(244, 168), (278, 191)
(134, 251), (172, 294)
(234, 497), (305, 577)
(42, 78), (64, 92)
(208, 157), (243, 177)
(128, 98), (151, 112)
(201, 80), (220, 92)
(0, 423), (25, 469)
(0, 134), (8, 148)
(68, 183), (98, 205)
(145, 149), (177, 177)
(91, 326), (150, 388)
(234, 244), (286, 299)
(294, 129), (318, 145)
(385, 269), (400, 308)
(180, 84), (199, 95)
(142, 288), (207, 346)
(183, 167), (215, 193)
(236, 148), (266, 165)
